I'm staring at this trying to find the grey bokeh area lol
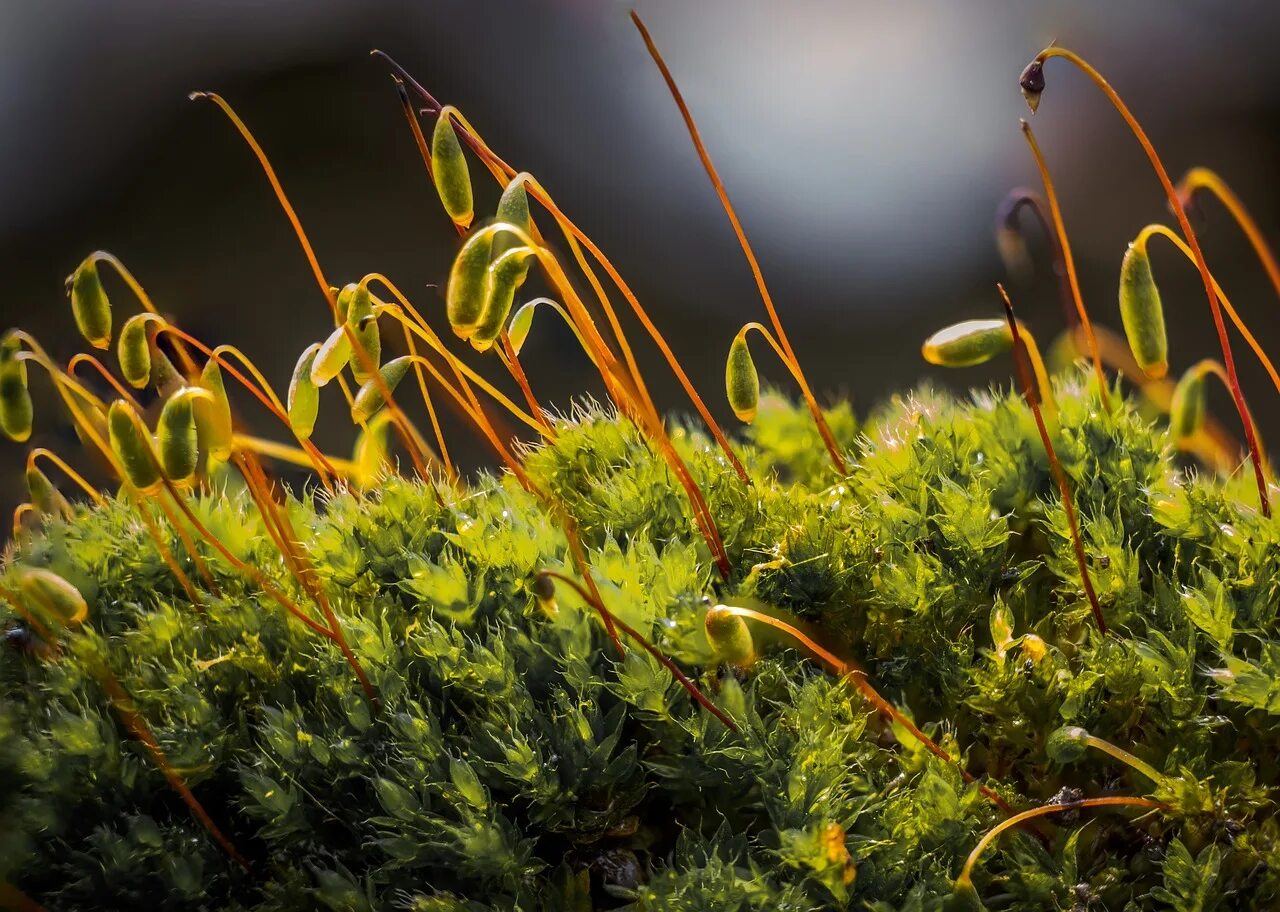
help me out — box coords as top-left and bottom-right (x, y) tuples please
(3, 0), (1280, 515)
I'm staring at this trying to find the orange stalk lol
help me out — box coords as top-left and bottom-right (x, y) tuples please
(234, 452), (378, 707)
(996, 187), (1078, 330)
(1176, 167), (1280, 302)
(540, 571), (737, 731)
(66, 354), (143, 410)
(1000, 285), (1107, 634)
(712, 604), (1022, 819)
(955, 796), (1164, 890)
(190, 92), (430, 482)
(1025, 47), (1269, 517)
(1019, 121), (1110, 409)
(630, 11), (846, 474)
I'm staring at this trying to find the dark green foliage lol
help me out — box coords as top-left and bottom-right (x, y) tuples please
(4, 372), (1280, 910)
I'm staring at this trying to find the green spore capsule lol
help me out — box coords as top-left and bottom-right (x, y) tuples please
(107, 400), (161, 492)
(471, 247), (536, 352)
(66, 256), (112, 350)
(351, 356), (412, 424)
(705, 605), (756, 669)
(493, 175), (533, 262)
(195, 358), (234, 461)
(1118, 241), (1168, 379)
(507, 300), (538, 356)
(1170, 360), (1212, 441)
(725, 332), (760, 424)
(0, 358), (33, 443)
(352, 411), (392, 488)
(446, 229), (494, 339)
(311, 325), (353, 387)
(20, 568), (88, 627)
(1045, 724), (1090, 765)
(343, 283), (381, 384)
(288, 343), (322, 440)
(921, 319), (1013, 368)
(26, 466), (72, 519)
(117, 313), (156, 389)
(431, 108), (473, 228)
(157, 388), (211, 483)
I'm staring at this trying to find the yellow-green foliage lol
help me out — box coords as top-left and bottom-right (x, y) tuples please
(4, 376), (1280, 910)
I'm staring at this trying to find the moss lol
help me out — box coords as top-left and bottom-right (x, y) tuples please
(4, 373), (1280, 910)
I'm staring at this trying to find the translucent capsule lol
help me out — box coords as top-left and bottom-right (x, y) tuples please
(725, 332), (759, 423)
(506, 300), (538, 356)
(1045, 724), (1090, 764)
(66, 256), (112, 350)
(117, 313), (156, 389)
(446, 229), (494, 339)
(493, 175), (533, 262)
(704, 605), (756, 669)
(352, 411), (392, 489)
(26, 466), (72, 519)
(1118, 242), (1168, 380)
(310, 325), (352, 387)
(157, 388), (211, 483)
(343, 283), (381, 384)
(1170, 360), (1212, 442)
(107, 400), (161, 492)
(288, 343), (322, 440)
(470, 247), (536, 352)
(20, 568), (88, 627)
(351, 356), (412, 424)
(0, 357), (33, 443)
(195, 359), (234, 461)
(920, 319), (1013, 368)
(431, 109), (473, 228)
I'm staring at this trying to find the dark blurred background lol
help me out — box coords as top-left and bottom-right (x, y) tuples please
(3, 0), (1280, 515)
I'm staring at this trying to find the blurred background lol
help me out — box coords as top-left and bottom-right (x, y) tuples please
(3, 0), (1280, 515)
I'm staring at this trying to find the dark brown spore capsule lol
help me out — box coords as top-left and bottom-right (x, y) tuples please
(532, 574), (556, 601)
(1019, 59), (1046, 112)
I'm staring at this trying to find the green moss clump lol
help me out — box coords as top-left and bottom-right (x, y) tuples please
(4, 375), (1280, 910)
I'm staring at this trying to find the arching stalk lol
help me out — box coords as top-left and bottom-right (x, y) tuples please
(1019, 121), (1110, 410)
(1023, 47), (1269, 516)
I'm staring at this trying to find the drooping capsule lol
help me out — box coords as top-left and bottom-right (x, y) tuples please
(351, 356), (412, 424)
(66, 256), (112, 350)
(0, 357), (33, 442)
(507, 300), (539, 356)
(1170, 360), (1212, 442)
(157, 388), (211, 483)
(352, 411), (392, 489)
(195, 358), (234, 461)
(310, 325), (353, 387)
(1045, 724), (1091, 764)
(470, 247), (537, 352)
(1118, 241), (1168, 380)
(288, 343), (322, 440)
(117, 313), (156, 389)
(704, 605), (756, 669)
(20, 568), (88, 627)
(107, 400), (161, 492)
(531, 573), (558, 618)
(343, 283), (381, 384)
(431, 108), (473, 228)
(920, 319), (1013, 368)
(446, 229), (494, 339)
(725, 331), (760, 424)
(25, 466), (72, 519)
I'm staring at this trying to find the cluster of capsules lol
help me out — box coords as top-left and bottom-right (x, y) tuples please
(1, 20), (1275, 899)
